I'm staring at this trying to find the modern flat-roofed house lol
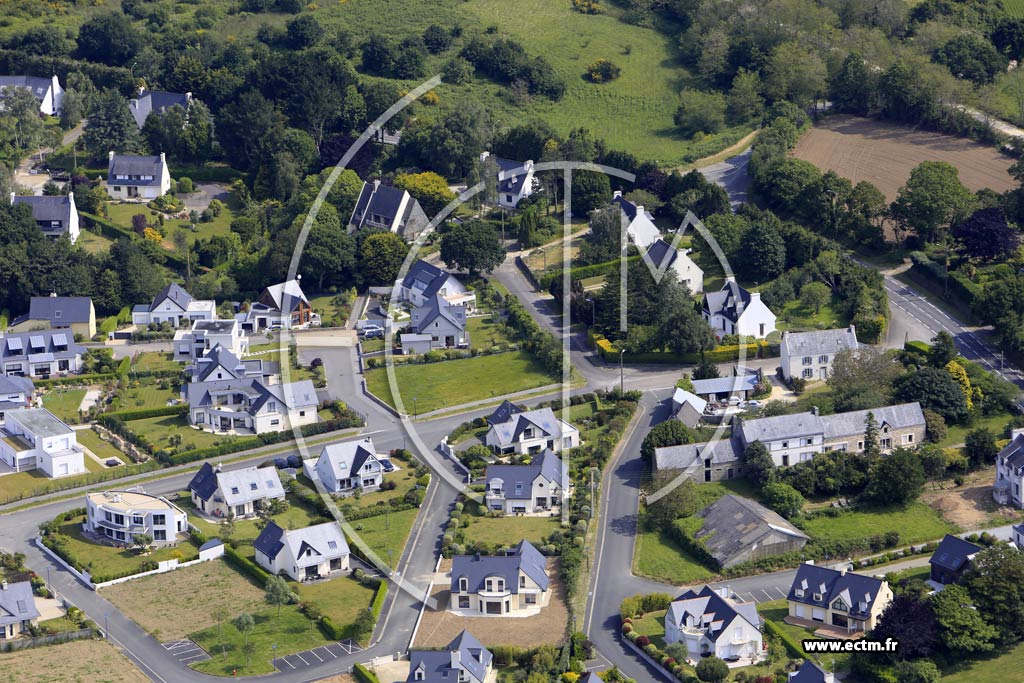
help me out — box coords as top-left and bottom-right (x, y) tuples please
(643, 239), (704, 294)
(84, 490), (189, 545)
(663, 585), (763, 664)
(396, 259), (476, 312)
(0, 376), (34, 419)
(994, 429), (1024, 508)
(188, 461), (285, 519)
(0, 330), (84, 378)
(408, 294), (468, 350)
(132, 282), (217, 328)
(314, 437), (385, 493)
(184, 378), (318, 435)
(10, 295), (96, 339)
(254, 521), (350, 581)
(610, 190), (660, 248)
(450, 540), (550, 616)
(0, 408), (84, 477)
(174, 319), (247, 361)
(409, 631), (495, 683)
(0, 74), (63, 115)
(349, 180), (429, 240)
(695, 494), (809, 568)
(787, 563), (893, 636)
(0, 580), (40, 640)
(106, 151), (172, 200)
(480, 151), (536, 210)
(702, 280), (776, 339)
(671, 388), (708, 428)
(186, 344), (275, 384)
(929, 534), (982, 587)
(484, 449), (565, 515)
(241, 279), (314, 331)
(485, 407), (580, 455)
(781, 326), (859, 382)
(11, 192), (80, 244)
(128, 88), (192, 129)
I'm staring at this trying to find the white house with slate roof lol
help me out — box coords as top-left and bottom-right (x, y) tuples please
(0, 579), (40, 639)
(787, 563), (892, 635)
(485, 449), (565, 514)
(314, 437), (385, 493)
(611, 190), (660, 249)
(0, 375), (34, 420)
(11, 295), (96, 339)
(994, 429), (1024, 508)
(408, 294), (468, 350)
(174, 319), (247, 361)
(0, 330), (85, 378)
(643, 239), (703, 294)
(254, 520), (350, 581)
(480, 152), (536, 210)
(0, 408), (84, 477)
(349, 180), (429, 240)
(663, 585), (763, 663)
(242, 279), (314, 331)
(128, 88), (192, 129)
(409, 631), (495, 683)
(106, 151), (171, 200)
(485, 407), (580, 455)
(184, 377), (317, 435)
(133, 282), (217, 327)
(11, 192), (79, 244)
(787, 661), (835, 683)
(450, 540), (551, 615)
(396, 259), (476, 312)
(702, 279), (776, 339)
(0, 74), (63, 115)
(188, 461), (284, 519)
(781, 326), (859, 382)
(187, 344), (274, 384)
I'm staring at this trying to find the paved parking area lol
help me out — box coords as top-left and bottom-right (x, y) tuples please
(163, 639), (211, 665)
(273, 640), (362, 672)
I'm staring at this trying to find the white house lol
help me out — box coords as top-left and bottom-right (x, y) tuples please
(10, 295), (96, 339)
(786, 563), (893, 635)
(994, 429), (1024, 508)
(187, 461), (285, 519)
(701, 280), (777, 339)
(0, 580), (41, 640)
(0, 408), (84, 478)
(484, 449), (565, 514)
(0, 74), (63, 115)
(314, 437), (385, 494)
(187, 344), (273, 384)
(484, 407), (580, 455)
(480, 151), (536, 209)
(106, 151), (172, 200)
(128, 88), (192, 130)
(253, 521), (350, 581)
(396, 259), (476, 312)
(0, 330), (84, 378)
(0, 375), (34, 420)
(611, 190), (660, 248)
(780, 326), (859, 382)
(183, 378), (318, 435)
(348, 180), (429, 240)
(132, 282), (217, 327)
(449, 540), (551, 616)
(84, 490), (189, 546)
(241, 279), (315, 331)
(11, 192), (80, 244)
(663, 585), (763, 664)
(174, 319), (247, 361)
(408, 631), (495, 683)
(643, 239), (703, 294)
(409, 294), (468, 350)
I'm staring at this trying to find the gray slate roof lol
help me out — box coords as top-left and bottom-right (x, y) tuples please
(254, 520), (349, 567)
(1000, 433), (1024, 472)
(189, 462), (283, 507)
(493, 156), (531, 194)
(0, 580), (40, 627)
(12, 195), (74, 233)
(318, 437), (379, 482)
(690, 374), (759, 397)
(451, 540), (549, 593)
(0, 329), (83, 362)
(408, 631), (492, 683)
(930, 534), (981, 573)
(702, 282), (753, 324)
(191, 345), (269, 382)
(788, 563), (886, 619)
(184, 378), (318, 413)
(645, 239), (678, 271)
(668, 585), (759, 643)
(487, 400), (524, 425)
(654, 438), (740, 471)
(485, 449), (563, 500)
(149, 282), (193, 311)
(411, 294), (466, 334)
(129, 89), (190, 129)
(108, 154), (166, 186)
(488, 408), (568, 448)
(788, 661), (831, 683)
(695, 494), (808, 567)
(27, 296), (92, 325)
(0, 375), (34, 396)
(818, 403), (925, 440)
(0, 76), (52, 101)
(782, 326), (858, 357)
(739, 412), (824, 444)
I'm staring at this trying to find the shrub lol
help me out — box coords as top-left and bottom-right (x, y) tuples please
(586, 59), (620, 82)
(636, 635), (650, 647)
(177, 177), (194, 193)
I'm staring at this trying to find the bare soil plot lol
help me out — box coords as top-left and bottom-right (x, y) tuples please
(791, 115), (1016, 202)
(921, 467), (1023, 529)
(414, 560), (569, 649)
(0, 638), (149, 683)
(102, 559), (265, 640)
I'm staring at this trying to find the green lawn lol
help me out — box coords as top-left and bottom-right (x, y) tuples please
(758, 600), (851, 673)
(801, 503), (956, 546)
(41, 389), (86, 422)
(126, 415), (237, 451)
(118, 384), (178, 411)
(360, 337), (386, 354)
(76, 229), (114, 255)
(54, 517), (198, 580)
(296, 575), (376, 627)
(39, 616), (82, 634)
(0, 468), (112, 505)
(941, 638), (1024, 682)
(132, 352), (180, 373)
(459, 515), (560, 548)
(629, 609), (667, 649)
(773, 297), (849, 333)
(633, 526), (715, 585)
(466, 316), (514, 351)
(347, 508), (420, 569)
(364, 351), (559, 414)
(105, 191), (240, 253)
(336, 469), (420, 514)
(76, 429), (131, 464)
(176, 494), (326, 545)
(941, 412), (1014, 447)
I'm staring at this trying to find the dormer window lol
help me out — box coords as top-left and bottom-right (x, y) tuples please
(415, 669), (425, 681)
(794, 589), (804, 598)
(231, 487), (239, 494)
(813, 593), (822, 601)
(459, 578), (468, 592)
(250, 483), (258, 490)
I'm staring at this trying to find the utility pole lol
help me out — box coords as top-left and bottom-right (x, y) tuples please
(619, 348), (625, 394)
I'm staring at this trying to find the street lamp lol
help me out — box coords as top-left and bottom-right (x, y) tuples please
(272, 644), (277, 670)
(619, 348), (625, 394)
(104, 612), (109, 641)
(413, 396), (417, 420)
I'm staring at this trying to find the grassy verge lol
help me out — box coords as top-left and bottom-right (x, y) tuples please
(801, 503), (956, 546)
(633, 526), (715, 585)
(127, 415), (239, 450)
(629, 609), (667, 649)
(348, 508), (419, 569)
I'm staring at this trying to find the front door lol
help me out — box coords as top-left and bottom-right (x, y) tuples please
(128, 186), (139, 198)
(486, 601), (502, 615)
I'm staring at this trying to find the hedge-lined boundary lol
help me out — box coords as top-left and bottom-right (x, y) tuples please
(108, 405), (188, 421)
(223, 544), (272, 585)
(354, 663), (381, 683)
(590, 331), (778, 364)
(763, 619), (805, 659)
(35, 373), (116, 387)
(537, 254), (642, 290)
(81, 212), (188, 271)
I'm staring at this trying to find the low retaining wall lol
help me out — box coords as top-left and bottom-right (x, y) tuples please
(0, 628), (93, 652)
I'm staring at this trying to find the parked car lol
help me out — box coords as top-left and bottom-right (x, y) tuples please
(742, 400), (763, 409)
(362, 327), (384, 340)
(381, 460), (396, 473)
(727, 396), (742, 406)
(360, 323), (384, 336)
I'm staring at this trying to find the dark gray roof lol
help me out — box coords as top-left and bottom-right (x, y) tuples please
(108, 154), (166, 186)
(485, 449), (563, 500)
(690, 374), (759, 397)
(0, 76), (52, 101)
(654, 438), (740, 471)
(645, 239), (678, 271)
(193, 319), (236, 334)
(27, 296), (92, 325)
(192, 345), (267, 382)
(450, 540), (549, 593)
(819, 403), (924, 440)
(668, 585), (759, 643)
(695, 494), (808, 567)
(401, 259), (460, 299)
(0, 580), (40, 627)
(0, 375), (33, 396)
(408, 631), (492, 683)
(612, 193), (640, 222)
(253, 520), (286, 559)
(788, 563), (887, 619)
(188, 462), (219, 501)
(702, 282), (753, 324)
(930, 534), (981, 573)
(150, 282), (193, 311)
(739, 411), (824, 444)
(129, 89), (190, 129)
(493, 156), (530, 195)
(411, 294), (466, 334)
(782, 327), (858, 357)
(488, 408), (568, 447)
(487, 400), (524, 425)
(579, 674), (602, 683)
(0, 329), (84, 361)
(1001, 433), (1024, 472)
(12, 195), (74, 231)
(788, 661), (831, 683)
(199, 538), (224, 552)
(352, 182), (405, 225)
(184, 378), (318, 413)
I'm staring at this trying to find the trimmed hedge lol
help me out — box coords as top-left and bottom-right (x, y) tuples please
(223, 545), (271, 585)
(109, 405), (189, 421)
(370, 580), (388, 620)
(35, 373), (116, 387)
(538, 254), (641, 290)
(907, 252), (981, 310)
(168, 164), (246, 183)
(354, 663), (381, 683)
(591, 333), (775, 364)
(80, 212), (187, 271)
(763, 618), (804, 659)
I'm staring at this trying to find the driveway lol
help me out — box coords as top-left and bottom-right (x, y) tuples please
(179, 182), (230, 212)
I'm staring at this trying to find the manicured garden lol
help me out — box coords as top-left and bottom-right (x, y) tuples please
(76, 429), (132, 464)
(117, 383), (178, 410)
(41, 388), (87, 421)
(465, 315), (514, 351)
(132, 352), (180, 373)
(176, 492), (327, 549)
(126, 414), (236, 451)
(296, 575), (376, 626)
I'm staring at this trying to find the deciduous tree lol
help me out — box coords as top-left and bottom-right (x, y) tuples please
(440, 219), (504, 275)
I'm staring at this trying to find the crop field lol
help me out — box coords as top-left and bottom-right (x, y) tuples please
(792, 115), (1016, 202)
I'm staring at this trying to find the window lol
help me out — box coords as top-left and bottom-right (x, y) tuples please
(459, 596), (470, 609)
(250, 483), (258, 491)
(525, 594), (537, 604)
(813, 593), (822, 601)
(112, 186), (121, 192)
(415, 669), (425, 681)
(802, 356), (813, 365)
(520, 575), (526, 588)
(328, 540), (338, 550)
(270, 419), (280, 426)
(819, 355), (829, 364)
(299, 410), (306, 417)
(857, 441), (864, 450)
(804, 438), (813, 446)
(881, 438), (892, 449)
(154, 530), (166, 541)
(459, 578), (468, 592)
(268, 401), (277, 412)
(795, 589), (804, 598)
(132, 515), (144, 525)
(781, 441), (789, 449)
(231, 487), (240, 495)
(904, 434), (914, 444)
(802, 368), (813, 379)
(152, 514), (165, 526)
(832, 599), (847, 612)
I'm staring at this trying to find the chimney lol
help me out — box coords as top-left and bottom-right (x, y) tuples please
(214, 462), (223, 472)
(1, 580), (7, 591)
(524, 159), (534, 171)
(49, 292), (57, 298)
(613, 190), (622, 199)
(811, 406), (819, 416)
(373, 179), (381, 191)
(159, 152), (166, 164)
(749, 292), (762, 302)
(9, 191), (14, 205)
(138, 85), (145, 96)
(479, 151), (490, 162)
(840, 566), (847, 576)
(108, 151), (115, 162)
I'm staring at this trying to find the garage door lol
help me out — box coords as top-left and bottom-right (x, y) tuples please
(794, 605), (805, 619)
(812, 608), (825, 622)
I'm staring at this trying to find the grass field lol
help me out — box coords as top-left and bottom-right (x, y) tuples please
(465, 316), (514, 351)
(103, 559), (266, 640)
(941, 412), (1013, 447)
(132, 352), (180, 373)
(364, 351), (559, 414)
(633, 526), (716, 585)
(629, 609), (668, 649)
(126, 415), (237, 451)
(348, 507), (420, 569)
(55, 516), (198, 580)
(773, 297), (849, 333)
(801, 503), (956, 546)
(105, 191), (240, 254)
(77, 229), (116, 255)
(41, 388), (86, 421)
(0, 638), (149, 683)
(941, 638), (1024, 682)
(75, 429), (131, 464)
(757, 600), (851, 673)
(459, 515), (560, 548)
(118, 384), (178, 410)
(296, 575), (377, 626)
(178, 494), (326, 546)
